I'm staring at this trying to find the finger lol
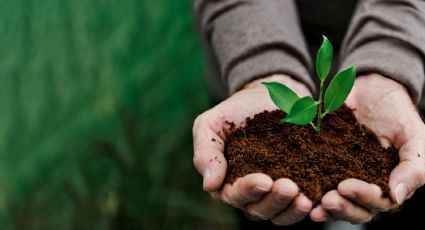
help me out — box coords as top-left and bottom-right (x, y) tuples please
(310, 204), (333, 222)
(245, 178), (299, 220)
(193, 113), (227, 192)
(389, 136), (425, 205)
(338, 179), (394, 212)
(271, 194), (312, 226)
(321, 190), (373, 224)
(220, 173), (273, 209)
(389, 160), (425, 205)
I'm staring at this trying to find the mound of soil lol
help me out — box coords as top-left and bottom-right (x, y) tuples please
(224, 105), (399, 205)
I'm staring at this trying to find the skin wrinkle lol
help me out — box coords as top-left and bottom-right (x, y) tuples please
(356, 87), (405, 147)
(210, 111), (229, 141)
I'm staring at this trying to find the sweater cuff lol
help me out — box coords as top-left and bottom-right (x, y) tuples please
(228, 49), (316, 95)
(339, 39), (424, 104)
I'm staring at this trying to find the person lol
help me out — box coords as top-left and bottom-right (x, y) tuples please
(191, 0), (425, 229)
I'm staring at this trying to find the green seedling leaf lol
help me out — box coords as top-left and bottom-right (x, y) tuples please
(324, 65), (356, 113)
(262, 36), (356, 132)
(316, 35), (333, 81)
(262, 82), (299, 113)
(282, 96), (317, 125)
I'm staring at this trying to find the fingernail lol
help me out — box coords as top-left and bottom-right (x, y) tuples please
(275, 193), (289, 203)
(253, 186), (269, 193)
(395, 183), (407, 205)
(328, 205), (341, 212)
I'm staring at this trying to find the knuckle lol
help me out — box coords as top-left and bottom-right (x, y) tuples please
(220, 190), (232, 206)
(192, 154), (201, 168)
(192, 113), (207, 135)
(274, 192), (293, 205)
(296, 205), (311, 215)
(407, 162), (425, 190)
(370, 184), (382, 196)
(234, 192), (252, 206)
(193, 113), (204, 127)
(221, 187), (242, 209)
(274, 187), (297, 201)
(379, 200), (394, 212)
(338, 201), (349, 212)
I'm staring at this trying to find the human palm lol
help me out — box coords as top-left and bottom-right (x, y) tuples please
(193, 74), (316, 225)
(311, 74), (425, 223)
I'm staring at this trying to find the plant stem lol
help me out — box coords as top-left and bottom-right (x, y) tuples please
(310, 122), (319, 132)
(316, 81), (325, 132)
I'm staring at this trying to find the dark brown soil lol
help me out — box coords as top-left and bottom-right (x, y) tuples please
(224, 105), (399, 206)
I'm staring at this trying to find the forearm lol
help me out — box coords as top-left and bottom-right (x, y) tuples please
(192, 0), (316, 95)
(339, 0), (425, 104)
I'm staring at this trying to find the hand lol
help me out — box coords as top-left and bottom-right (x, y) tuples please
(193, 74), (314, 225)
(310, 74), (425, 224)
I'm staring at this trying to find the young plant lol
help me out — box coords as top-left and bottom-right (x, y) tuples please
(262, 36), (356, 132)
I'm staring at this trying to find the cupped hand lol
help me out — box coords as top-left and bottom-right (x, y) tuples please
(310, 74), (425, 224)
(193, 74), (314, 225)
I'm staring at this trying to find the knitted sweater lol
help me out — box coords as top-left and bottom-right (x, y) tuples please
(193, 0), (425, 104)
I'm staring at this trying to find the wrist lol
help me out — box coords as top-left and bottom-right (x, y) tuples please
(347, 73), (424, 147)
(243, 74), (312, 97)
(348, 73), (410, 106)
(355, 74), (407, 91)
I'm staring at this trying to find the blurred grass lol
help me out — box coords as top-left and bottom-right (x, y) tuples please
(0, 0), (237, 229)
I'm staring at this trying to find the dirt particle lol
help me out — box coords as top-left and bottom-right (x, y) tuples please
(225, 121), (236, 131)
(211, 138), (216, 142)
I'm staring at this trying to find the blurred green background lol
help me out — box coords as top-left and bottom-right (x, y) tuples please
(0, 0), (237, 229)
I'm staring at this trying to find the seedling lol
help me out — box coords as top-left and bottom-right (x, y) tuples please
(262, 36), (356, 132)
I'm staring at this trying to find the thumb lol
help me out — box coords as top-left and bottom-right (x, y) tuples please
(194, 147), (228, 192)
(389, 161), (425, 205)
(389, 137), (425, 205)
(193, 113), (228, 192)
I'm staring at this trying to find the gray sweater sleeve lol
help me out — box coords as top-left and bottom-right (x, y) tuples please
(192, 0), (315, 94)
(339, 0), (425, 103)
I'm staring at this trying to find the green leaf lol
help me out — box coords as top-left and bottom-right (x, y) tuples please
(324, 65), (356, 113)
(316, 35), (333, 82)
(262, 82), (299, 113)
(282, 96), (318, 125)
